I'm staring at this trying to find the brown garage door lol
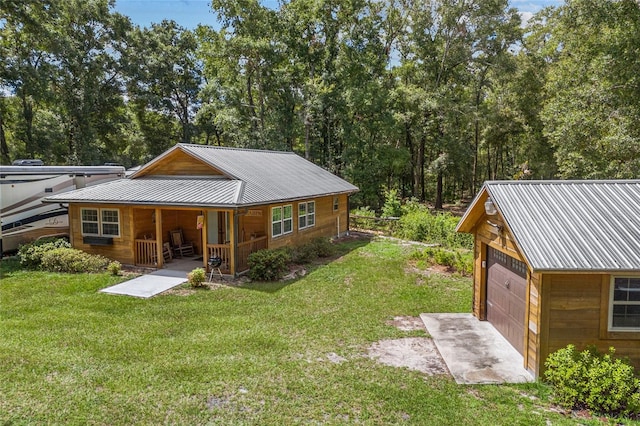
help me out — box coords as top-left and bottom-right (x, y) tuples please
(486, 247), (527, 355)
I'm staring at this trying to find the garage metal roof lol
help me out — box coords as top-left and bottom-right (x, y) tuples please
(45, 144), (358, 207)
(468, 180), (640, 272)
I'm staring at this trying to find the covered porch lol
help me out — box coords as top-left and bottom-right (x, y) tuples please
(132, 206), (268, 276)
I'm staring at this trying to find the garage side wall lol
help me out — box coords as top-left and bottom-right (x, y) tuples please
(540, 273), (640, 374)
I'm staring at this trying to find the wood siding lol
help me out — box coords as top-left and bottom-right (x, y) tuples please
(268, 194), (349, 250)
(538, 273), (640, 374)
(136, 149), (225, 177)
(527, 272), (543, 376)
(69, 204), (136, 265)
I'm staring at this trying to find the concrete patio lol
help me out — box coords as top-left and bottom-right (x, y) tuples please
(420, 313), (533, 384)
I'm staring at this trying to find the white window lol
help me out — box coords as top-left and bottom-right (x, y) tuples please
(272, 205), (292, 237)
(299, 201), (315, 230)
(81, 208), (120, 237)
(609, 277), (640, 331)
(333, 196), (339, 212)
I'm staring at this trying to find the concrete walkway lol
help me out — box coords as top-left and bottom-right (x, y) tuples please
(420, 313), (533, 384)
(100, 269), (187, 298)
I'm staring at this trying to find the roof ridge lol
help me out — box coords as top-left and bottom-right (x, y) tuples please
(179, 143), (297, 155)
(485, 179), (640, 185)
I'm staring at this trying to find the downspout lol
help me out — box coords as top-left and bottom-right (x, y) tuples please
(347, 195), (351, 236)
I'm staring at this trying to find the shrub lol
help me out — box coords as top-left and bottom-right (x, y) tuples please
(290, 243), (317, 264)
(310, 237), (335, 258)
(396, 210), (472, 249)
(381, 189), (402, 218)
(40, 248), (110, 273)
(409, 247), (473, 275)
(18, 238), (71, 269)
(187, 268), (207, 288)
(248, 248), (290, 281)
(107, 261), (122, 276)
(544, 345), (640, 416)
(350, 206), (377, 229)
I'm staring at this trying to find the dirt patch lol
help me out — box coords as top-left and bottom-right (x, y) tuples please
(386, 316), (426, 332)
(367, 338), (448, 376)
(369, 316), (447, 376)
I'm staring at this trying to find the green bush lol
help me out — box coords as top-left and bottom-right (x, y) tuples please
(107, 261), (122, 276)
(381, 189), (402, 218)
(350, 206), (377, 230)
(248, 248), (290, 281)
(544, 345), (640, 417)
(40, 248), (110, 273)
(310, 237), (335, 258)
(410, 247), (473, 275)
(290, 243), (317, 264)
(18, 238), (71, 269)
(290, 238), (336, 264)
(187, 268), (207, 288)
(396, 210), (472, 249)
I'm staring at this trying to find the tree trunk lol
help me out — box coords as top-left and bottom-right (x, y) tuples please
(419, 135), (426, 201)
(0, 106), (9, 164)
(21, 94), (34, 157)
(435, 171), (444, 210)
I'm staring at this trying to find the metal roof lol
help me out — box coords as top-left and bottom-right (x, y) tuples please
(473, 180), (640, 272)
(45, 177), (242, 207)
(46, 144), (358, 207)
(175, 144), (358, 204)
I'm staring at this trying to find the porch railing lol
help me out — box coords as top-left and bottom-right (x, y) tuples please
(207, 244), (231, 273)
(237, 236), (268, 272)
(135, 235), (269, 274)
(135, 239), (157, 266)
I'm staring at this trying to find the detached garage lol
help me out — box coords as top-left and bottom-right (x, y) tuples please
(457, 180), (640, 378)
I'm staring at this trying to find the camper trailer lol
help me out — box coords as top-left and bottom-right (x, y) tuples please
(1, 165), (125, 254)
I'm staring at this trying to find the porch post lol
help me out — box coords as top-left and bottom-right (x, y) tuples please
(229, 209), (236, 276)
(201, 210), (208, 269)
(155, 207), (163, 268)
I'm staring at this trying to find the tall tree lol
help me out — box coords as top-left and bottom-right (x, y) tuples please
(126, 20), (202, 147)
(45, 0), (132, 164)
(540, 0), (640, 178)
(0, 0), (58, 159)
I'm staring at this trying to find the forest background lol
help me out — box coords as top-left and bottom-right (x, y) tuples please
(1, 0), (639, 209)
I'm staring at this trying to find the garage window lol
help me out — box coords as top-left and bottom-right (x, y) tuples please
(609, 277), (640, 331)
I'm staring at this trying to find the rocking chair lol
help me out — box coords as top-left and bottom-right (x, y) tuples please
(169, 228), (194, 258)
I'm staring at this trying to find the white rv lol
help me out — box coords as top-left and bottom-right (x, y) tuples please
(0, 165), (125, 254)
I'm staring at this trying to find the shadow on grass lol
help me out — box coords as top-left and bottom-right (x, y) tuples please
(236, 233), (373, 294)
(0, 257), (23, 277)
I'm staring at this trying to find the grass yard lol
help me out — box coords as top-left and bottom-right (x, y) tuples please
(0, 237), (609, 425)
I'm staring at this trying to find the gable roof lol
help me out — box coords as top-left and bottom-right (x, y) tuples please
(45, 144), (358, 207)
(457, 180), (640, 272)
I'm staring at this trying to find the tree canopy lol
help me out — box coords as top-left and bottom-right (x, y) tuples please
(2, 0), (639, 208)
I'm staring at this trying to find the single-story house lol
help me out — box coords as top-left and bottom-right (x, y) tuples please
(457, 180), (640, 378)
(44, 144), (358, 275)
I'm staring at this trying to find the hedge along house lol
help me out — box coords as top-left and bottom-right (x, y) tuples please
(44, 144), (358, 276)
(457, 180), (640, 378)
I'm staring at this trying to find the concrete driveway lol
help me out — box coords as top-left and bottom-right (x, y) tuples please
(420, 313), (533, 384)
(100, 269), (187, 298)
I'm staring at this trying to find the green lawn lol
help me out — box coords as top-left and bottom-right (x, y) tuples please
(0, 238), (607, 424)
